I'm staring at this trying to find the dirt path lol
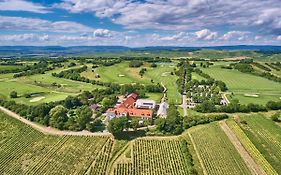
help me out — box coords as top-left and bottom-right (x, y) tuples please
(0, 106), (112, 137)
(219, 121), (266, 175)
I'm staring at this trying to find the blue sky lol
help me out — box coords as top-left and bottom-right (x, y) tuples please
(0, 0), (281, 46)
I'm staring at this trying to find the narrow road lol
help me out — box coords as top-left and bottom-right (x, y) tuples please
(181, 94), (188, 116)
(222, 93), (230, 104)
(219, 121), (266, 175)
(0, 106), (112, 137)
(160, 82), (167, 103)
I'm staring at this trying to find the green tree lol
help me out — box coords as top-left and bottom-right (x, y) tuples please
(49, 105), (68, 130)
(76, 105), (93, 130)
(108, 117), (128, 134)
(10, 91), (18, 98)
(271, 112), (280, 122)
(131, 118), (139, 131)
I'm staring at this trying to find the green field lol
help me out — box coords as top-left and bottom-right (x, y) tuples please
(144, 63), (181, 104)
(201, 63), (281, 105)
(226, 119), (277, 174)
(188, 122), (251, 175)
(112, 138), (194, 175)
(0, 67), (101, 105)
(0, 112), (112, 175)
(82, 62), (150, 84)
(0, 65), (23, 70)
(81, 62), (181, 104)
(239, 114), (281, 173)
(191, 72), (206, 81)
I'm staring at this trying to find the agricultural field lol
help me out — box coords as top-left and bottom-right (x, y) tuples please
(201, 62), (281, 105)
(188, 122), (251, 175)
(112, 138), (195, 175)
(226, 119), (277, 174)
(238, 114), (281, 174)
(0, 111), (112, 175)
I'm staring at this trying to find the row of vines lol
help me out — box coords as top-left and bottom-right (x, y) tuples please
(113, 138), (195, 175)
(0, 112), (112, 175)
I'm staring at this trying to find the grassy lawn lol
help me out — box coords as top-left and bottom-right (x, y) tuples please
(239, 114), (281, 173)
(86, 62), (151, 84)
(201, 63), (281, 105)
(81, 62), (181, 104)
(0, 67), (102, 105)
(144, 63), (181, 104)
(188, 122), (251, 175)
(191, 72), (206, 81)
(0, 65), (24, 70)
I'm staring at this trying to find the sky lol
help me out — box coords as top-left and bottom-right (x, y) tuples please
(0, 0), (281, 47)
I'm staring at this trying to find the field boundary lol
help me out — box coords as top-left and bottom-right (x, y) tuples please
(219, 121), (266, 175)
(187, 131), (208, 175)
(0, 106), (112, 137)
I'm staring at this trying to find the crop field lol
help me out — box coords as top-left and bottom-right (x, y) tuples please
(239, 114), (281, 173)
(112, 138), (194, 175)
(201, 63), (281, 105)
(0, 67), (101, 105)
(188, 123), (251, 175)
(0, 111), (112, 175)
(226, 119), (277, 174)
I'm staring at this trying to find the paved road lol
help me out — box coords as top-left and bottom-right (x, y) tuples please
(219, 121), (266, 175)
(0, 106), (112, 137)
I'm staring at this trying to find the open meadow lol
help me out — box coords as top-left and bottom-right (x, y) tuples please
(201, 62), (281, 105)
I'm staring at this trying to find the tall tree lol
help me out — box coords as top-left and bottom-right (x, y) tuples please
(49, 105), (68, 130)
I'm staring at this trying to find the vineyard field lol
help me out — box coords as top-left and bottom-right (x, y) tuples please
(226, 119), (277, 174)
(112, 138), (195, 175)
(0, 112), (112, 175)
(239, 114), (281, 174)
(188, 123), (251, 175)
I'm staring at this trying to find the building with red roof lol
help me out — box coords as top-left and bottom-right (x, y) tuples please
(106, 93), (155, 120)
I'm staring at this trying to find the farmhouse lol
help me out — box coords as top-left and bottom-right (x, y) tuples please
(106, 93), (155, 120)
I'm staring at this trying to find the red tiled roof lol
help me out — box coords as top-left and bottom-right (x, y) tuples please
(119, 96), (136, 108)
(128, 92), (138, 100)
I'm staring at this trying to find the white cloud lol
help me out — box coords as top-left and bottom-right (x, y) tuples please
(93, 29), (113, 38)
(56, 0), (281, 35)
(158, 32), (187, 41)
(0, 16), (93, 33)
(0, 0), (49, 13)
(195, 29), (218, 40)
(0, 33), (49, 42)
(277, 36), (281, 41)
(221, 31), (249, 41)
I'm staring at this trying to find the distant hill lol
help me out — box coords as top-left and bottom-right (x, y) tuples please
(0, 45), (281, 57)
